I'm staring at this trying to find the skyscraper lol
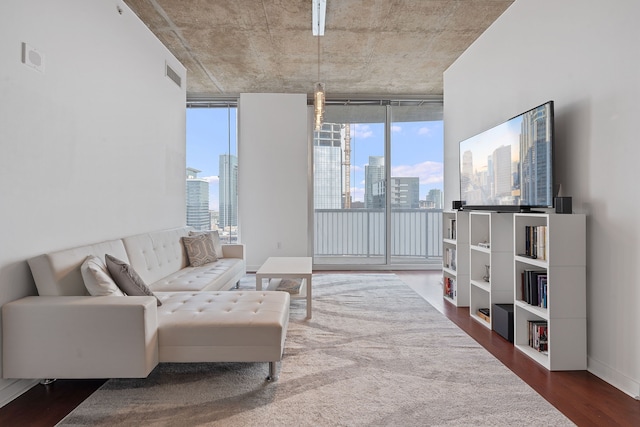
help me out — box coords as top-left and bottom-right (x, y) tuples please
(219, 154), (238, 228)
(426, 188), (443, 209)
(186, 167), (210, 231)
(371, 177), (421, 209)
(492, 144), (512, 200)
(520, 104), (552, 205)
(365, 156), (385, 208)
(314, 123), (343, 209)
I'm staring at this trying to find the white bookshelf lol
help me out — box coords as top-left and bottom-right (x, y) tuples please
(442, 210), (469, 307)
(469, 212), (514, 329)
(513, 213), (586, 370)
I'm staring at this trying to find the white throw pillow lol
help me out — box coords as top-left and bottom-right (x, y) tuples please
(210, 230), (224, 259)
(81, 255), (125, 296)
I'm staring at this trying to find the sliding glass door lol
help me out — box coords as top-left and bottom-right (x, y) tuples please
(313, 106), (386, 265)
(389, 105), (444, 265)
(313, 101), (443, 268)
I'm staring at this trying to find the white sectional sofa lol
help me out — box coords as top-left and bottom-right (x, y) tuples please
(2, 227), (290, 381)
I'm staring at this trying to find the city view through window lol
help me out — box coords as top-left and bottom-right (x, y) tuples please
(314, 104), (444, 266)
(186, 107), (238, 243)
(185, 103), (445, 265)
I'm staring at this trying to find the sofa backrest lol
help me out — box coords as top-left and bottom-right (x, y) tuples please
(28, 239), (129, 296)
(122, 227), (191, 286)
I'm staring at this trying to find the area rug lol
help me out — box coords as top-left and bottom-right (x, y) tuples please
(58, 274), (573, 426)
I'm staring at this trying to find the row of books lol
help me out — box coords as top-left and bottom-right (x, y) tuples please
(528, 320), (548, 353)
(523, 225), (547, 260)
(444, 248), (457, 271)
(447, 218), (457, 240)
(443, 277), (456, 299)
(520, 269), (548, 308)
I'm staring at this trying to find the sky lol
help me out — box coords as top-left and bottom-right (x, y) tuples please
(186, 108), (444, 210)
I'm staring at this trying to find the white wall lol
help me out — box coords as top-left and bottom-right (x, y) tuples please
(238, 93), (310, 270)
(0, 0), (186, 405)
(444, 0), (640, 397)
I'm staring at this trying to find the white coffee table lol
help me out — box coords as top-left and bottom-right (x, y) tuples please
(256, 257), (313, 319)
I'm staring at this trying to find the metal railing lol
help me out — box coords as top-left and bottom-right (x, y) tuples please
(314, 209), (443, 260)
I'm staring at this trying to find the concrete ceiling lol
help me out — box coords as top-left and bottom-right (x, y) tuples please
(123, 0), (513, 99)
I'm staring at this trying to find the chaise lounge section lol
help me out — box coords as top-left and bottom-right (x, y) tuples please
(2, 227), (290, 381)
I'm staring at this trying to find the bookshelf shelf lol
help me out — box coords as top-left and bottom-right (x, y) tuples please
(442, 211), (469, 307)
(468, 212), (514, 330)
(513, 213), (586, 370)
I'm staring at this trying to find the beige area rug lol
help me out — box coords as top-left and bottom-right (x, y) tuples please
(58, 274), (573, 426)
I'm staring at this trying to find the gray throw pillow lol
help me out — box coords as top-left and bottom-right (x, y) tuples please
(189, 230), (224, 259)
(105, 254), (162, 306)
(182, 234), (217, 267)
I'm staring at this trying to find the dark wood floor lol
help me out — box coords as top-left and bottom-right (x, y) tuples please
(0, 271), (638, 426)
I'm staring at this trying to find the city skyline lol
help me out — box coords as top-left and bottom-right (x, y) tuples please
(186, 108), (444, 212)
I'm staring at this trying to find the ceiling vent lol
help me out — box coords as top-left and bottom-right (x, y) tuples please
(165, 62), (182, 88)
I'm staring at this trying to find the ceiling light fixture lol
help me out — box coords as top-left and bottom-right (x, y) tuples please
(313, 0), (326, 131)
(312, 0), (326, 36)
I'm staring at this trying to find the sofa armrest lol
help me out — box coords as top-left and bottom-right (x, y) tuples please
(2, 296), (158, 379)
(221, 244), (244, 259)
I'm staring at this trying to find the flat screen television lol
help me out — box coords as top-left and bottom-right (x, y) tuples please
(459, 101), (555, 212)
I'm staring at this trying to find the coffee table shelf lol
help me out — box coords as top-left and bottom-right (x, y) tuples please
(256, 257), (313, 319)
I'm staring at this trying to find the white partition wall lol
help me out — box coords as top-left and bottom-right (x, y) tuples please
(444, 0), (640, 397)
(0, 0), (186, 405)
(238, 93), (310, 271)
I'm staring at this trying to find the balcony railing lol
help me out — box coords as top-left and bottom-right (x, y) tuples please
(314, 209), (443, 261)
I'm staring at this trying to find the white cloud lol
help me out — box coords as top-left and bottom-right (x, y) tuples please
(352, 124), (374, 139)
(392, 125), (402, 133)
(350, 186), (365, 202)
(418, 126), (431, 135)
(202, 175), (219, 183)
(391, 161), (443, 184)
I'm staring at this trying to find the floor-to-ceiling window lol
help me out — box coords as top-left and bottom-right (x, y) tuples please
(313, 100), (443, 268)
(389, 104), (444, 265)
(185, 101), (238, 243)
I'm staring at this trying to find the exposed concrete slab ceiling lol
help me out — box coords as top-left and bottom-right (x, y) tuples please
(124, 0), (513, 99)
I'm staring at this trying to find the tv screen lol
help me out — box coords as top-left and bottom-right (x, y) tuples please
(459, 101), (554, 211)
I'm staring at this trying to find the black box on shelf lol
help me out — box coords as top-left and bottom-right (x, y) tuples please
(492, 303), (514, 343)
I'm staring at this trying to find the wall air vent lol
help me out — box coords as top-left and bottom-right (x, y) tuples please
(165, 62), (182, 88)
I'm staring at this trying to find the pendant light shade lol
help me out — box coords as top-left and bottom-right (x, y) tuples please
(313, 0), (326, 131)
(314, 82), (325, 131)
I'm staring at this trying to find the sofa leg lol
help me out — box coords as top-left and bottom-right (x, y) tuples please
(40, 378), (56, 386)
(266, 361), (279, 381)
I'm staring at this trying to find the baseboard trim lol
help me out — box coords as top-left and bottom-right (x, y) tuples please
(0, 378), (39, 408)
(588, 357), (640, 400)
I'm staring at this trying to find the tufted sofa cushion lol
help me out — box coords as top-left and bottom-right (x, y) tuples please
(122, 227), (190, 286)
(148, 258), (244, 292)
(156, 291), (290, 362)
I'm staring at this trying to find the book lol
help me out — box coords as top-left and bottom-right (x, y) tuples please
(537, 225), (547, 260)
(444, 277), (457, 299)
(522, 269), (546, 305)
(537, 275), (548, 308)
(523, 225), (547, 260)
(444, 248), (457, 271)
(528, 320), (549, 353)
(448, 218), (457, 239)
